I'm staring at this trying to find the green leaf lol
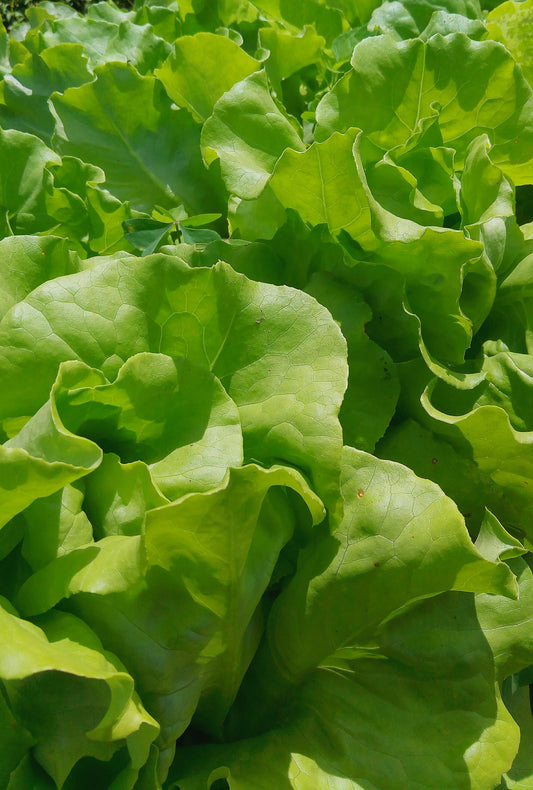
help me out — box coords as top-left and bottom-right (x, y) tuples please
(178, 223), (221, 244)
(475, 509), (526, 564)
(143, 464), (323, 735)
(377, 418), (504, 532)
(0, 257), (347, 512)
(338, 259), (421, 363)
(365, 150), (447, 226)
(0, 21), (13, 77)
(134, 2), (181, 42)
(216, 0), (259, 26)
(21, 481), (94, 571)
(0, 235), (79, 320)
(259, 25), (325, 95)
(51, 62), (225, 214)
(250, 0), (344, 44)
(86, 183), (137, 255)
(0, 43), (92, 145)
(83, 454), (168, 538)
(486, 0), (533, 89)
(316, 33), (533, 183)
(360, 223), (493, 366)
(306, 272), (399, 452)
(201, 70), (305, 199)
(85, 2), (135, 23)
(15, 535), (143, 617)
(180, 213), (222, 227)
(0, 601), (158, 787)
(0, 374), (102, 531)
(416, 375), (533, 539)
(52, 352), (243, 499)
(423, 9), (486, 38)
(35, 14), (170, 75)
(0, 685), (34, 789)
(477, 553), (533, 681)
(0, 128), (59, 236)
(47, 153), (104, 198)
(361, 125), (461, 226)
(368, 0), (430, 37)
(155, 32), (259, 122)
(269, 128), (494, 365)
(500, 683), (533, 789)
(26, 2), (80, 25)
(368, 0), (485, 39)
(269, 128), (375, 242)
(57, 465), (322, 751)
(487, 252), (533, 356)
(472, 344), (533, 432)
(391, 135), (460, 220)
(123, 217), (175, 256)
(6, 755), (55, 790)
(228, 183), (287, 239)
(459, 134), (520, 275)
(263, 446), (516, 686)
(170, 591), (517, 790)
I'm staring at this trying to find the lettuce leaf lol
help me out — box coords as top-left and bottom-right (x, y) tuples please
(0, 0), (532, 786)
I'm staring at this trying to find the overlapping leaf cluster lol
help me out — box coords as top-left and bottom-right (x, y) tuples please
(1, 0), (533, 787)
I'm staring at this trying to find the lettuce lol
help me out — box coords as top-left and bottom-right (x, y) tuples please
(1, 0), (533, 787)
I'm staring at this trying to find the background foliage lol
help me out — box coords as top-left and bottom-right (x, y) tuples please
(0, 0), (132, 28)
